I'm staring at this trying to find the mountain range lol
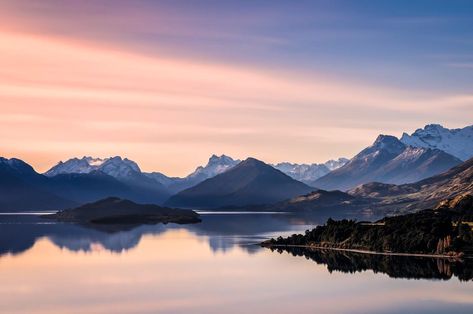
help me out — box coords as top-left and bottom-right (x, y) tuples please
(266, 156), (473, 217)
(312, 135), (462, 191)
(272, 158), (348, 185)
(0, 123), (471, 213)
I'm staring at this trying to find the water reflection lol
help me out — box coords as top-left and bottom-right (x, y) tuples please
(0, 212), (318, 256)
(268, 247), (473, 281)
(2, 213), (473, 281)
(1, 214), (473, 314)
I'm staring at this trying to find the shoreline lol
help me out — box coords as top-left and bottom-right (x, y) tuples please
(262, 244), (471, 259)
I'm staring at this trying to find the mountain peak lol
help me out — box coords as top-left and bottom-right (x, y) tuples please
(207, 154), (236, 166)
(187, 154), (240, 181)
(400, 124), (473, 160)
(45, 156), (141, 178)
(165, 157), (313, 209)
(0, 157), (36, 175)
(369, 135), (406, 154)
(242, 157), (263, 165)
(373, 134), (400, 145)
(424, 123), (445, 131)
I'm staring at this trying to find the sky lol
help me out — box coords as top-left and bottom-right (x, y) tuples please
(0, 0), (472, 176)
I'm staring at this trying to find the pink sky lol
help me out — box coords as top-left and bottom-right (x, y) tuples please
(0, 2), (472, 176)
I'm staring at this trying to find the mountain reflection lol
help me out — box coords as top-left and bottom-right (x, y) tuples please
(0, 213), (320, 256)
(270, 246), (473, 281)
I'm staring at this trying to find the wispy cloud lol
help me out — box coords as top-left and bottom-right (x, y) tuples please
(0, 30), (471, 175)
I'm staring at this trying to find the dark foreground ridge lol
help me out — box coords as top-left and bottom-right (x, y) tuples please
(43, 197), (201, 225)
(262, 194), (473, 257)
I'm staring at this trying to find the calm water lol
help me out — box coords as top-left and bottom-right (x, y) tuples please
(1, 213), (472, 314)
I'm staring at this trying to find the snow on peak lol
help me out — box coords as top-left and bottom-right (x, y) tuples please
(400, 124), (473, 161)
(45, 156), (141, 178)
(354, 135), (406, 161)
(188, 154), (240, 179)
(373, 135), (404, 148)
(273, 157), (348, 184)
(324, 158), (349, 171)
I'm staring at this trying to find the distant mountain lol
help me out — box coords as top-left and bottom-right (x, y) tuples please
(273, 158), (348, 185)
(45, 156), (170, 203)
(0, 157), (75, 211)
(45, 156), (141, 179)
(401, 124), (473, 161)
(273, 163), (330, 185)
(267, 157), (473, 217)
(146, 154), (240, 193)
(312, 135), (462, 191)
(164, 157), (314, 209)
(324, 158), (350, 171)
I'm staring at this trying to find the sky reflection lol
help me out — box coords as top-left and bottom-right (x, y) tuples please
(0, 215), (472, 313)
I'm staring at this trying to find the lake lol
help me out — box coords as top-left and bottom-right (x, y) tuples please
(1, 212), (472, 314)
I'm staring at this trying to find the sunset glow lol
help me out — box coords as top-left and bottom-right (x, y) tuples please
(0, 1), (472, 175)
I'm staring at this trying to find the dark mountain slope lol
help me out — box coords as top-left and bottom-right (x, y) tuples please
(0, 158), (75, 211)
(165, 158), (314, 209)
(49, 171), (170, 205)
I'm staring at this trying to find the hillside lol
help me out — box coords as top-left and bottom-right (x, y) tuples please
(165, 158), (314, 209)
(0, 158), (75, 211)
(263, 194), (473, 257)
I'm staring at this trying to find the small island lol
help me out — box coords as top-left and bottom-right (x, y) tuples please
(43, 197), (201, 225)
(262, 194), (473, 258)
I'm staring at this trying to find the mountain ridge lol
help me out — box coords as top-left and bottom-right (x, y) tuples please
(400, 124), (473, 161)
(312, 134), (462, 191)
(165, 157), (315, 209)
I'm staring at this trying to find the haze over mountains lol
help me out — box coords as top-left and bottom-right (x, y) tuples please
(0, 123), (471, 213)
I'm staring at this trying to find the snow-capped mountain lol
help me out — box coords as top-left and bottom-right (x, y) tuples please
(313, 134), (462, 191)
(400, 124), (473, 161)
(45, 156), (170, 203)
(146, 154), (241, 193)
(188, 154), (240, 180)
(273, 158), (348, 185)
(324, 158), (350, 171)
(45, 156), (141, 179)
